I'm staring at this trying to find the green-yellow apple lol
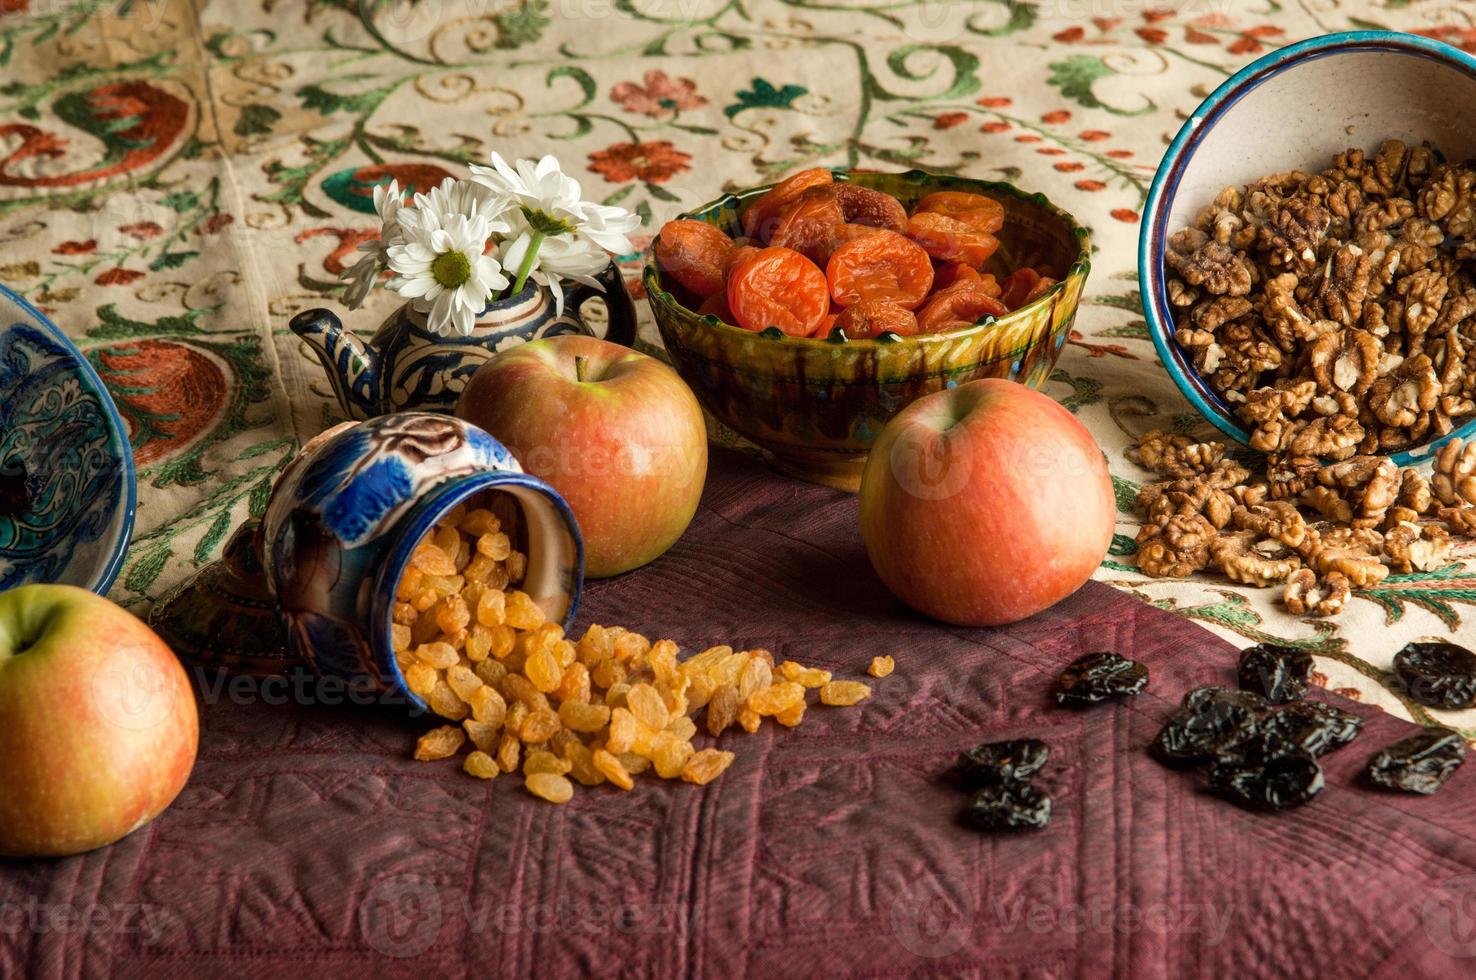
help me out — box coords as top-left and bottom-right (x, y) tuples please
(858, 378), (1114, 626)
(458, 335), (708, 577)
(0, 585), (199, 857)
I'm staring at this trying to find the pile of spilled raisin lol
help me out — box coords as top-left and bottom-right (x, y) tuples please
(1237, 644), (1313, 704)
(1150, 678), (1363, 812)
(954, 739), (1051, 832)
(1055, 652), (1149, 708)
(1367, 729), (1468, 795)
(1391, 641), (1476, 710)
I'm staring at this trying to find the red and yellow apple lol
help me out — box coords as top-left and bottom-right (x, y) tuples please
(858, 378), (1115, 626)
(458, 334), (708, 578)
(0, 584), (199, 857)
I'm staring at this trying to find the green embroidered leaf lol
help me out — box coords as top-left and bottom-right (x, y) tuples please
(1047, 55), (1155, 116)
(161, 190), (200, 212)
(1048, 368), (1103, 413)
(149, 250), (199, 271)
(1108, 533), (1136, 557)
(725, 78), (809, 118)
(967, 0), (1037, 36)
(646, 182), (680, 203)
(546, 64), (595, 109)
(1112, 475), (1141, 513)
(495, 0), (551, 49)
(880, 46), (981, 102)
(299, 80), (395, 117)
(88, 304), (207, 341)
(1354, 565), (1476, 630)
(195, 509), (234, 564)
(124, 545), (171, 595)
(234, 103), (281, 137)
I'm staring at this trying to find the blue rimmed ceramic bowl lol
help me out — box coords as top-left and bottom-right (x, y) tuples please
(257, 413), (583, 709)
(1140, 30), (1476, 464)
(0, 283), (135, 594)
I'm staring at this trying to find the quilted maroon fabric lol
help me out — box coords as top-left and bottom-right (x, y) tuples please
(3, 449), (1476, 978)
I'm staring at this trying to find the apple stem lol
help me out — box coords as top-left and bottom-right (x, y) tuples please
(575, 355), (588, 383)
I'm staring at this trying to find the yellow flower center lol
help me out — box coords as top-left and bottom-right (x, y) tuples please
(431, 250), (472, 289)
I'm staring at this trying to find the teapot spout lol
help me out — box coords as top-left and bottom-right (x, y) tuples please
(289, 308), (380, 419)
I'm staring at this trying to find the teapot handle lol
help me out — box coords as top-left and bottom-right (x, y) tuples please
(566, 258), (637, 347)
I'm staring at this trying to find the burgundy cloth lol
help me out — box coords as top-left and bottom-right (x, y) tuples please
(3, 448), (1475, 978)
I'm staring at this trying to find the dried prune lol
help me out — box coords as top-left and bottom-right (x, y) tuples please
(1237, 644), (1314, 704)
(1266, 700), (1363, 756)
(1392, 642), (1476, 710)
(1367, 728), (1467, 795)
(956, 738), (1049, 787)
(961, 780), (1051, 832)
(1207, 732), (1325, 811)
(1151, 688), (1267, 766)
(1055, 651), (1149, 707)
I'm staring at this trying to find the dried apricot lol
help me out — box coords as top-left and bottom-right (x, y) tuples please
(696, 289), (736, 325)
(833, 298), (919, 339)
(1000, 267), (1059, 310)
(914, 191), (1005, 234)
(727, 246), (830, 336)
(741, 167), (834, 242)
(834, 183), (908, 232)
(825, 230), (934, 309)
(933, 261), (980, 290)
(654, 219), (736, 300)
(905, 212), (1000, 268)
(770, 187), (845, 265)
(915, 280), (1009, 333)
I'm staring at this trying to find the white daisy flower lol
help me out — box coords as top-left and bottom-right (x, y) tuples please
(340, 179), (407, 309)
(499, 217), (609, 314)
(470, 152), (639, 298)
(386, 205), (509, 337)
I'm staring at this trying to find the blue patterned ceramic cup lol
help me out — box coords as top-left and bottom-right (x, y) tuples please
(257, 412), (583, 706)
(0, 283), (135, 594)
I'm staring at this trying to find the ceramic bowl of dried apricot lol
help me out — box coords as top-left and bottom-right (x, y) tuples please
(643, 168), (1091, 490)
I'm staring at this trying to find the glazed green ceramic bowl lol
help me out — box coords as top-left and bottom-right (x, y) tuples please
(642, 169), (1092, 490)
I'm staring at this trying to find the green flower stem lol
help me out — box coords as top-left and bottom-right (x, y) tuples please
(510, 231), (545, 296)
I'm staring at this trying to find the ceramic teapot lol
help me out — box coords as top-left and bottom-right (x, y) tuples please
(289, 257), (637, 419)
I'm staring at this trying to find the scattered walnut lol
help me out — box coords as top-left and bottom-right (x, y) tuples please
(1127, 430), (1225, 478)
(1439, 505), (1476, 535)
(1210, 530), (1301, 587)
(1383, 522), (1453, 573)
(1301, 486), (1353, 524)
(1433, 437), (1476, 506)
(1398, 468), (1435, 514)
(1309, 329), (1381, 395)
(1136, 513), (1216, 578)
(1282, 569), (1351, 617)
(1315, 456), (1399, 529)
(1232, 501), (1309, 549)
(1266, 454), (1321, 500)
(1305, 528), (1390, 588)
(1368, 353), (1439, 428)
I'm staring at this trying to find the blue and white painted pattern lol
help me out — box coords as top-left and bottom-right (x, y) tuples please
(0, 285), (135, 594)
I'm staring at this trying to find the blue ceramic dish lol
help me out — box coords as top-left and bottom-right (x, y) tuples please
(257, 413), (583, 708)
(0, 283), (135, 594)
(1140, 30), (1476, 464)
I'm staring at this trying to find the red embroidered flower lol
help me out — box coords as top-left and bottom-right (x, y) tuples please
(199, 213), (235, 235)
(94, 268), (145, 286)
(1041, 109), (1072, 124)
(1111, 208), (1140, 223)
(1228, 36), (1263, 55)
(933, 112), (969, 130)
(980, 121), (1010, 134)
(1054, 162), (1085, 173)
(1075, 179), (1107, 192)
(52, 239), (96, 255)
(1053, 26), (1085, 42)
(1136, 27), (1168, 44)
(0, 0), (29, 13)
(587, 141), (692, 184)
(976, 97), (1012, 108)
(1079, 130), (1111, 142)
(119, 221), (163, 240)
(610, 70), (707, 119)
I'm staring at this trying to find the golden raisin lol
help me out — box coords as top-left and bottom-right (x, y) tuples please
(626, 683), (670, 731)
(593, 749), (635, 790)
(559, 700), (611, 733)
(445, 664), (483, 702)
(867, 655), (895, 678)
(414, 725), (465, 761)
(706, 684), (739, 737)
(524, 749), (574, 776)
(497, 732), (521, 772)
(427, 681), (468, 720)
(525, 647), (562, 693)
(415, 642), (459, 669)
(525, 772), (574, 804)
(606, 707), (637, 754)
(652, 734), (695, 779)
(748, 681), (804, 716)
(463, 719), (500, 753)
(505, 590), (546, 630)
(464, 750), (498, 779)
(520, 708), (561, 743)
(820, 680), (872, 706)
(681, 749), (735, 785)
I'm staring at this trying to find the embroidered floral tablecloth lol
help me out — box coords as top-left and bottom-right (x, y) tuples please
(3, 0), (1474, 732)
